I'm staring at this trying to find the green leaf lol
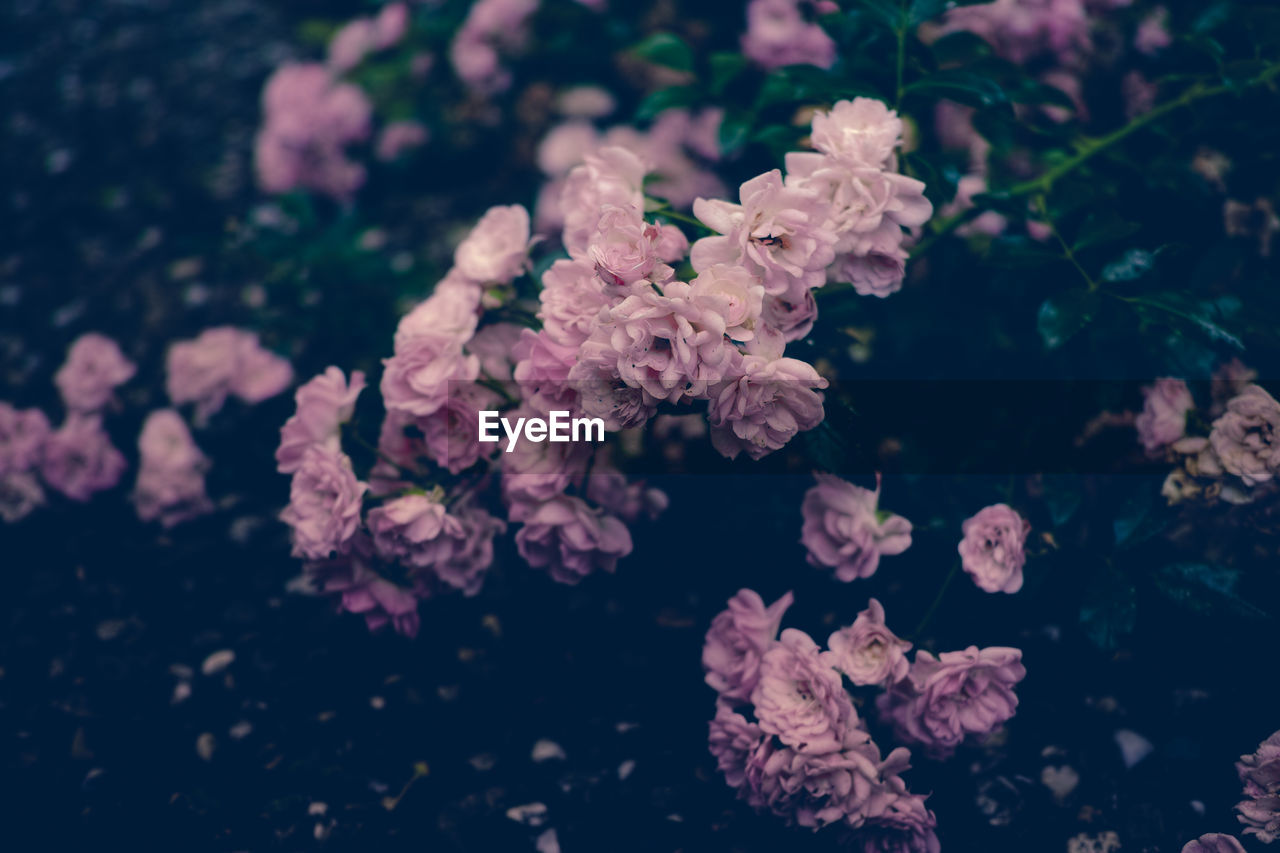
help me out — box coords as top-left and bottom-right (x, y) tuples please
(986, 236), (1063, 268)
(1101, 248), (1155, 282)
(1037, 290), (1100, 350)
(1124, 291), (1244, 351)
(718, 109), (754, 156)
(1112, 484), (1168, 548)
(1074, 215), (1142, 253)
(709, 52), (748, 95)
(928, 30), (994, 64)
(1154, 563), (1269, 620)
(635, 85), (698, 121)
(630, 33), (694, 73)
(856, 0), (902, 30)
(904, 70), (1009, 109)
(1043, 476), (1085, 527)
(1080, 567), (1137, 651)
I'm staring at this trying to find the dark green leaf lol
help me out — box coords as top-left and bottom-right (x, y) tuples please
(986, 235), (1063, 268)
(1080, 567), (1137, 651)
(1125, 291), (1244, 351)
(1155, 563), (1269, 620)
(1075, 216), (1142, 253)
(709, 52), (748, 95)
(635, 85), (698, 121)
(1113, 484), (1168, 548)
(630, 33), (694, 73)
(1101, 248), (1155, 282)
(718, 109), (754, 156)
(904, 70), (1009, 109)
(1037, 290), (1100, 350)
(856, 0), (902, 30)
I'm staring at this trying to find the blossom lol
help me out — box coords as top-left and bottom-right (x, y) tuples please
(255, 63), (372, 200)
(689, 264), (766, 342)
(307, 540), (421, 637)
(375, 120), (429, 161)
(693, 170), (837, 295)
(280, 445), (367, 560)
(877, 646), (1026, 757)
(826, 598), (912, 686)
(513, 495), (633, 584)
(0, 403), (51, 476)
(931, 0), (1091, 66)
(512, 329), (581, 416)
(1236, 729), (1280, 843)
(54, 333), (135, 413)
(449, 0), (537, 95)
(133, 409), (213, 527)
(586, 205), (667, 289)
(752, 628), (858, 755)
(707, 355), (828, 460)
(419, 383), (503, 474)
(276, 367), (366, 474)
(584, 464), (667, 523)
(702, 588), (794, 702)
(800, 474), (912, 581)
(1135, 378), (1193, 454)
(431, 503), (505, 596)
(537, 258), (611, 348)
(560, 146), (648, 255)
(958, 503), (1030, 594)
(810, 98), (904, 169)
(709, 700), (766, 787)
(0, 472), (45, 523)
(1181, 835), (1246, 853)
(500, 418), (590, 513)
(856, 789), (941, 853)
(761, 289), (818, 341)
(381, 297), (481, 418)
(744, 737), (905, 829)
(367, 494), (464, 569)
(166, 327), (293, 423)
(741, 0), (837, 71)
(832, 248), (909, 298)
(454, 205), (531, 285)
(1210, 384), (1280, 487)
(40, 415), (127, 502)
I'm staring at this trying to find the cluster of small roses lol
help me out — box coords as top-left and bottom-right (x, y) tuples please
(254, 4), (423, 200)
(1234, 728), (1280, 844)
(800, 473), (1032, 595)
(1135, 370), (1280, 506)
(703, 589), (1025, 848)
(1, 328), (291, 526)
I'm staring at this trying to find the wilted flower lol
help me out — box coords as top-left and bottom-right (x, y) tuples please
(801, 474), (912, 582)
(1236, 729), (1280, 843)
(1210, 384), (1280, 487)
(958, 503), (1030, 594)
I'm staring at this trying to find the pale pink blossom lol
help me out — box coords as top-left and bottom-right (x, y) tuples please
(826, 598), (912, 686)
(702, 588), (794, 702)
(1135, 378), (1193, 454)
(689, 264), (766, 342)
(54, 333), (136, 413)
(276, 367), (366, 474)
(133, 409), (213, 527)
(809, 98), (904, 169)
(514, 494), (633, 584)
(454, 205), (531, 284)
(280, 445), (367, 560)
(40, 415), (127, 502)
(958, 503), (1030, 594)
(801, 474), (912, 582)
(1210, 385), (1280, 487)
(741, 0), (837, 71)
(707, 355), (828, 460)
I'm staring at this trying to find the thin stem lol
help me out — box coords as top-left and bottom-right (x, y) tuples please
(1033, 194), (1097, 291)
(913, 561), (961, 639)
(653, 206), (714, 232)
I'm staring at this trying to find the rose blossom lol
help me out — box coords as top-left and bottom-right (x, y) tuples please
(54, 333), (136, 413)
(709, 700), (765, 787)
(307, 539), (421, 637)
(689, 264), (765, 342)
(375, 120), (429, 161)
(877, 646), (1026, 757)
(280, 445), (367, 560)
(1210, 384), (1280, 487)
(741, 0), (837, 71)
(809, 98), (904, 169)
(465, 322), (523, 381)
(744, 736), (905, 829)
(800, 474), (913, 581)
(133, 409), (213, 527)
(512, 329), (580, 416)
(537, 257), (612, 347)
(419, 383), (503, 474)
(431, 503), (505, 596)
(560, 146), (648, 255)
(586, 205), (666, 289)
(752, 628), (858, 755)
(0, 403), (51, 476)
(1236, 729), (1280, 843)
(1135, 378), (1193, 453)
(958, 503), (1031, 594)
(381, 308), (481, 419)
(513, 495), (633, 584)
(367, 494), (464, 569)
(1181, 835), (1246, 853)
(276, 367), (366, 474)
(454, 205), (531, 285)
(40, 415), (127, 502)
(761, 288), (818, 342)
(692, 170), (837, 295)
(832, 247), (909, 297)
(166, 327), (293, 423)
(826, 598), (912, 686)
(707, 355), (828, 460)
(0, 471), (45, 522)
(857, 788), (941, 853)
(702, 587), (794, 702)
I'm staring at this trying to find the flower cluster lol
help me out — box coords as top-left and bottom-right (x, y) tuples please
(703, 590), (939, 848)
(1148, 378), (1280, 506)
(1235, 728), (1280, 843)
(3, 329), (290, 526)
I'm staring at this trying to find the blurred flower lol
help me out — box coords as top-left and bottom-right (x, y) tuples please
(167, 327), (293, 424)
(0, 403), (51, 477)
(133, 409), (212, 528)
(40, 414), (127, 502)
(280, 445), (367, 560)
(1182, 834), (1246, 853)
(375, 120), (429, 161)
(741, 0), (837, 71)
(1135, 378), (1193, 454)
(54, 333), (135, 413)
(1236, 729), (1280, 843)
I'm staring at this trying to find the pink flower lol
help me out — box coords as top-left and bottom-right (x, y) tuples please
(702, 588), (794, 702)
(856, 789), (941, 853)
(586, 205), (667, 288)
(707, 355), (827, 460)
(54, 333), (135, 413)
(0, 403), (51, 476)
(709, 700), (766, 787)
(537, 258), (611, 348)
(307, 540), (421, 637)
(276, 367), (366, 474)
(374, 3), (410, 49)
(454, 205), (531, 285)
(1135, 378), (1193, 454)
(752, 628), (858, 755)
(0, 471), (45, 522)
(958, 503), (1030, 594)
(327, 19), (379, 72)
(1181, 835), (1246, 853)
(761, 289), (818, 341)
(167, 327), (293, 423)
(466, 322), (524, 381)
(280, 445), (367, 560)
(40, 415), (127, 502)
(381, 301), (482, 419)
(500, 417), (590, 513)
(1236, 729), (1280, 843)
(801, 474), (913, 581)
(1135, 6), (1172, 55)
(810, 98), (904, 169)
(932, 0), (1091, 66)
(367, 494), (464, 569)
(537, 121), (601, 177)
(449, 0), (537, 94)
(560, 146), (649, 255)
(877, 646), (1026, 758)
(1210, 385), (1280, 487)
(826, 598), (911, 686)
(132, 409), (212, 527)
(689, 264), (766, 342)
(693, 170), (837, 295)
(431, 503), (505, 595)
(419, 383), (503, 474)
(512, 329), (581, 416)
(584, 463), (667, 522)
(514, 495), (633, 584)
(832, 248), (909, 298)
(375, 120), (429, 161)
(741, 0), (837, 71)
